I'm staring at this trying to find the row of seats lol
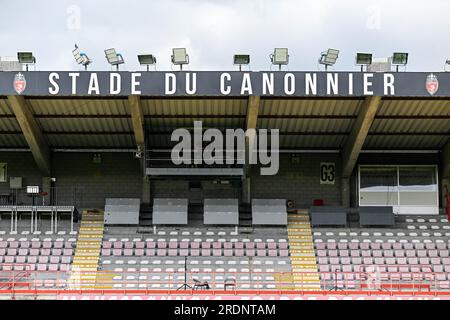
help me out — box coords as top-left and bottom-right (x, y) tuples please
(101, 258), (290, 267)
(0, 255), (72, 264)
(102, 241), (289, 250)
(317, 249), (450, 258)
(101, 248), (289, 257)
(0, 263), (70, 272)
(0, 241), (75, 249)
(0, 248), (74, 256)
(316, 242), (450, 250)
(317, 256), (450, 265)
(319, 263), (450, 273)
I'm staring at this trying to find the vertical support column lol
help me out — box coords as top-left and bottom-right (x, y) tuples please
(341, 177), (351, 208)
(142, 176), (151, 205)
(243, 96), (260, 204)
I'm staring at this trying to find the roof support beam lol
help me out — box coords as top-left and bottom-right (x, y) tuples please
(7, 95), (51, 176)
(341, 96), (382, 178)
(128, 95), (145, 151)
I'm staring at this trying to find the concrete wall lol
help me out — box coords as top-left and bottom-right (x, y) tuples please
(0, 152), (142, 209)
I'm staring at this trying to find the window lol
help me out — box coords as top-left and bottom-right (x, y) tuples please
(0, 163), (6, 182)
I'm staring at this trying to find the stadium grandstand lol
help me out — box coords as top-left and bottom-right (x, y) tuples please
(0, 47), (449, 301)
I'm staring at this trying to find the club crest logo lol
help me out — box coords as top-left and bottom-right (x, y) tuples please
(13, 72), (26, 94)
(425, 73), (439, 95)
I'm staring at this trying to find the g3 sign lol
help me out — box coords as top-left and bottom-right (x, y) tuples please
(320, 162), (335, 185)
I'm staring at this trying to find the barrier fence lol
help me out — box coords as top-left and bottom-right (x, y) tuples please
(1, 265), (450, 298)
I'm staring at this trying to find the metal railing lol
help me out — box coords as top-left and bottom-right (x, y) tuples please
(1, 265), (449, 297)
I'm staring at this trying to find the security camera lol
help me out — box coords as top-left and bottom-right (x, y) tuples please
(135, 151), (143, 159)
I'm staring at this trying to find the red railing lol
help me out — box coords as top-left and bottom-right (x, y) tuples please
(1, 264), (450, 297)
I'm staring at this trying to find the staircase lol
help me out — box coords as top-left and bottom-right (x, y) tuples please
(285, 211), (321, 291)
(68, 209), (106, 289)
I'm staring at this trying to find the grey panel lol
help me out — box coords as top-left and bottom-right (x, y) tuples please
(203, 198), (239, 225)
(153, 198), (188, 225)
(359, 206), (395, 226)
(251, 199), (287, 225)
(104, 198), (140, 225)
(310, 206), (347, 227)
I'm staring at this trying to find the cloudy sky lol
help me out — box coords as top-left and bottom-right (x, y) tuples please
(1, 0), (449, 72)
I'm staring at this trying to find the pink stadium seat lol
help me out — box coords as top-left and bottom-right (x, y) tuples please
(49, 264), (58, 272)
(384, 250), (394, 258)
(428, 250), (438, 257)
(212, 249), (222, 256)
(145, 249), (155, 256)
(439, 250), (449, 257)
(7, 248), (17, 255)
(18, 248), (28, 256)
(135, 241), (145, 249)
(113, 241), (123, 249)
(317, 250), (327, 257)
(157, 242), (167, 249)
(212, 242), (222, 249)
(408, 257), (419, 265)
(234, 242), (244, 249)
(224, 249), (233, 257)
(245, 242), (255, 249)
(278, 242), (288, 250)
(392, 243), (403, 250)
(27, 256), (37, 264)
(42, 241), (52, 249)
(256, 242), (266, 249)
(350, 250), (360, 257)
(374, 257), (385, 265)
(53, 241), (63, 249)
(124, 241), (134, 249)
(340, 250), (349, 257)
(179, 249), (189, 256)
(328, 250), (338, 257)
(337, 243), (347, 250)
(64, 241), (73, 249)
(63, 249), (73, 256)
(394, 250), (405, 257)
(112, 248), (122, 256)
(50, 256), (60, 264)
(414, 243), (425, 250)
(403, 243), (413, 250)
(41, 249), (51, 256)
(372, 250), (382, 257)
(0, 249), (6, 256)
(256, 249), (266, 256)
(351, 257), (362, 265)
(419, 257), (430, 265)
(201, 242), (211, 249)
(381, 243), (391, 250)
(38, 256), (49, 264)
(190, 242), (200, 249)
(385, 257), (396, 265)
(224, 242), (233, 249)
(326, 243), (337, 250)
(318, 257), (328, 264)
(363, 257), (373, 265)
(359, 243), (370, 250)
(246, 249), (255, 257)
(406, 250), (416, 257)
(179, 241), (189, 249)
(169, 241), (178, 249)
(156, 249), (166, 256)
(9, 241), (19, 248)
(168, 249), (178, 256)
(60, 264), (69, 272)
(123, 249), (133, 256)
(16, 256), (26, 264)
(37, 264), (47, 271)
(0, 241), (7, 248)
(146, 242), (156, 249)
(417, 250), (427, 257)
(348, 243), (359, 250)
(52, 248), (62, 256)
(436, 243), (447, 250)
(235, 249), (244, 257)
(31, 241), (41, 249)
(201, 249), (211, 256)
(397, 257), (407, 265)
(190, 249), (200, 256)
(61, 256), (71, 264)
(268, 250), (277, 257)
(103, 241), (112, 249)
(102, 248), (111, 256)
(370, 243), (381, 250)
(135, 249), (144, 256)
(425, 243), (436, 250)
(279, 249), (289, 257)
(329, 257), (339, 265)
(430, 258), (441, 265)
(20, 241), (30, 248)
(4, 256), (14, 263)
(315, 243), (326, 250)
(361, 250), (371, 257)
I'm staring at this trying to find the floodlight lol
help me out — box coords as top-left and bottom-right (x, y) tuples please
(104, 48), (124, 71)
(137, 54), (157, 71)
(17, 52), (36, 71)
(171, 48), (189, 70)
(72, 44), (92, 70)
(392, 52), (408, 71)
(270, 48), (289, 70)
(318, 48), (339, 71)
(233, 54), (250, 71)
(355, 53), (373, 71)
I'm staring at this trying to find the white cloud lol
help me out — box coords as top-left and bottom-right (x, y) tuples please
(0, 0), (449, 71)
